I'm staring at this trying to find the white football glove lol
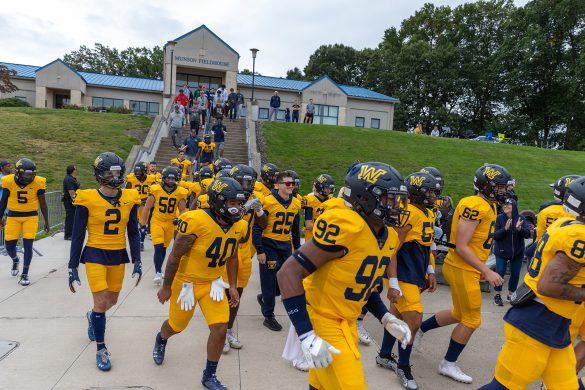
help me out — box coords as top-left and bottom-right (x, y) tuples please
(210, 277), (230, 302)
(299, 330), (341, 369)
(176, 282), (195, 311)
(382, 312), (411, 349)
(249, 197), (263, 212)
(243, 198), (255, 212)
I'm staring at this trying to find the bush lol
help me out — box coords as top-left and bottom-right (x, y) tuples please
(62, 104), (85, 110)
(107, 106), (132, 114)
(0, 98), (31, 107)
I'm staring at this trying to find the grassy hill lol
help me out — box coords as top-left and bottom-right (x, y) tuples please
(262, 122), (585, 211)
(0, 108), (152, 191)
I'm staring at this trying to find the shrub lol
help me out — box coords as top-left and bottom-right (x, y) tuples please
(62, 104), (85, 110)
(0, 97), (31, 107)
(107, 106), (132, 114)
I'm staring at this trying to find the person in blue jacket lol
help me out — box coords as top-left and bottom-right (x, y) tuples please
(492, 198), (531, 306)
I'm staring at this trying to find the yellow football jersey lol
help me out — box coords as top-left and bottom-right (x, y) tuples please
(179, 180), (202, 198)
(176, 209), (247, 283)
(1, 174), (47, 213)
(536, 204), (573, 241)
(73, 189), (141, 250)
(525, 218), (585, 319)
(403, 204), (436, 246)
(149, 184), (189, 222)
(196, 194), (210, 209)
(126, 173), (156, 201)
(254, 181), (273, 198)
(170, 158), (192, 180)
(261, 194), (302, 242)
(149, 172), (161, 183)
(444, 195), (497, 273)
(198, 142), (216, 162)
(303, 193), (328, 240)
(200, 178), (214, 194)
(320, 196), (350, 212)
(305, 208), (400, 321)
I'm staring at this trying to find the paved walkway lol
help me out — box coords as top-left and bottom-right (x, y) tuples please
(0, 234), (539, 389)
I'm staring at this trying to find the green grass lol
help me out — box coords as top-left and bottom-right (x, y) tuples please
(0, 108), (152, 191)
(263, 122), (585, 211)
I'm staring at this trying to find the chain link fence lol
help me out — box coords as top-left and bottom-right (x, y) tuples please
(0, 191), (65, 255)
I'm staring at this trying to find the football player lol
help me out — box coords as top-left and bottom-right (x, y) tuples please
(414, 164), (513, 383)
(0, 158), (49, 285)
(277, 162), (411, 389)
(190, 166), (215, 210)
(252, 170), (301, 331)
(303, 174), (335, 241)
(68, 152), (142, 371)
(535, 174), (579, 242)
(195, 134), (216, 169)
(379, 171), (439, 389)
(213, 158), (232, 174)
(141, 166), (188, 285)
(254, 163), (279, 198)
(152, 177), (247, 390)
(148, 161), (161, 183)
(126, 162), (156, 251)
(479, 176), (585, 390)
(170, 149), (192, 181)
(222, 164), (267, 353)
(420, 166), (444, 209)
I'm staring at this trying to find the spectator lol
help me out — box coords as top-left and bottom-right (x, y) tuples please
(431, 126), (440, 137)
(183, 129), (201, 164)
(212, 118), (227, 159)
(216, 87), (225, 106)
(197, 91), (208, 127)
(492, 199), (532, 306)
(190, 105), (201, 135)
(207, 88), (216, 121)
(437, 195), (454, 241)
(269, 91), (281, 121)
(174, 88), (189, 118)
(236, 89), (245, 118)
(228, 88), (238, 121)
(0, 159), (13, 201)
(285, 108), (291, 122)
(303, 99), (315, 123)
(168, 105), (185, 149)
(214, 102), (224, 123)
(183, 83), (191, 106)
(62, 165), (80, 241)
(292, 101), (301, 122)
(415, 123), (423, 134)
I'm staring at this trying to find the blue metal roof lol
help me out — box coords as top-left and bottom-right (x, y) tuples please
(236, 74), (399, 102)
(2, 61), (398, 101)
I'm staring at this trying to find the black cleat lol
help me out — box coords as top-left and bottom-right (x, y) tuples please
(263, 316), (282, 331)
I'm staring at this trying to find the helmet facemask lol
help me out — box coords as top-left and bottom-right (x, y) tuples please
(370, 186), (410, 227)
(98, 165), (124, 188)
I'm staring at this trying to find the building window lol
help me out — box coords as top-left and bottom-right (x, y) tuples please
(276, 110), (286, 121)
(130, 100), (160, 115)
(176, 73), (222, 93)
(15, 96), (27, 102)
(92, 97), (123, 108)
(258, 108), (269, 120)
(313, 105), (338, 125)
(371, 118), (380, 129)
(355, 117), (365, 128)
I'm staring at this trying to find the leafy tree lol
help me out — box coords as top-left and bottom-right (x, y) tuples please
(304, 44), (369, 86)
(0, 65), (18, 94)
(286, 67), (305, 80)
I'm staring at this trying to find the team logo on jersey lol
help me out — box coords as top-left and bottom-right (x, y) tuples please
(358, 165), (387, 184)
(211, 181), (229, 193)
(409, 175), (425, 187)
(484, 166), (502, 180)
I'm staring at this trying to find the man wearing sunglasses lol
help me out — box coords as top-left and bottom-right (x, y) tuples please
(252, 171), (302, 331)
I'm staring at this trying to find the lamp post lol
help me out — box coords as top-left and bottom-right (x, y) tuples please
(167, 40), (178, 97)
(250, 48), (259, 102)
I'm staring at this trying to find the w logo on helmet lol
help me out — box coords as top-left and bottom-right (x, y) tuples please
(565, 177), (576, 187)
(262, 165), (271, 173)
(212, 181), (229, 193)
(484, 166), (502, 180)
(357, 165), (387, 184)
(317, 175), (327, 183)
(409, 175), (425, 187)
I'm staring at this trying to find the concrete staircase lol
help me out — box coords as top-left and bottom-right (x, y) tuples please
(154, 119), (249, 169)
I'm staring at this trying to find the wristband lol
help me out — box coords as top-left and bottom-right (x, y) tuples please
(255, 209), (264, 217)
(282, 294), (313, 337)
(427, 265), (435, 274)
(389, 277), (400, 291)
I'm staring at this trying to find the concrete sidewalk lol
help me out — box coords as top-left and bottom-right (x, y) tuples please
(0, 234), (538, 390)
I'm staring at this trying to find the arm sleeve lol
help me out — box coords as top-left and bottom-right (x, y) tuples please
(291, 213), (301, 250)
(364, 291), (389, 322)
(0, 189), (9, 216)
(252, 219), (264, 254)
(304, 207), (313, 222)
(127, 205), (141, 264)
(68, 206), (88, 268)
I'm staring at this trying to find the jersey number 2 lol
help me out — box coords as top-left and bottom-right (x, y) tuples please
(104, 209), (121, 235)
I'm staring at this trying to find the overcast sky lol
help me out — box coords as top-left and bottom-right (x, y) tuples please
(1, 0), (529, 78)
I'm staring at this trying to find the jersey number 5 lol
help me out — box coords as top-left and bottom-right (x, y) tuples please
(17, 191), (28, 204)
